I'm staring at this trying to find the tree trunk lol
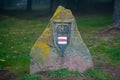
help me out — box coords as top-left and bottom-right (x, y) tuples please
(26, 0), (32, 11)
(99, 0), (120, 37)
(113, 0), (120, 28)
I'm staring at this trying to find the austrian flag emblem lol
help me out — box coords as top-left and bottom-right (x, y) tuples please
(58, 37), (67, 44)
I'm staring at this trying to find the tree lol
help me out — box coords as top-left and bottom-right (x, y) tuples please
(113, 0), (120, 28)
(101, 0), (120, 38)
(26, 0), (32, 11)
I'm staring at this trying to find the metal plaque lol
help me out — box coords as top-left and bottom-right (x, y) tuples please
(53, 22), (71, 57)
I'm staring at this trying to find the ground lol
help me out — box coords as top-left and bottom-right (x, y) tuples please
(0, 11), (120, 80)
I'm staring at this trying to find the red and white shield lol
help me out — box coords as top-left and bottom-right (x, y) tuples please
(52, 22), (71, 56)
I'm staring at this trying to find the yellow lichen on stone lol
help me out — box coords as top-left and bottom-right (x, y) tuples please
(40, 42), (50, 57)
(33, 27), (51, 47)
(33, 41), (50, 59)
(51, 6), (74, 22)
(41, 28), (51, 39)
(52, 6), (63, 19)
(34, 41), (41, 48)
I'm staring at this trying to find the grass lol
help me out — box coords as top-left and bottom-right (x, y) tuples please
(0, 17), (48, 73)
(0, 13), (119, 80)
(84, 69), (112, 80)
(76, 14), (112, 33)
(48, 68), (79, 78)
(48, 68), (70, 78)
(19, 74), (41, 80)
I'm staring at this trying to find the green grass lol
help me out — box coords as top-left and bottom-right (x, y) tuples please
(106, 46), (120, 61)
(84, 69), (112, 80)
(0, 14), (119, 80)
(76, 14), (112, 33)
(48, 68), (70, 78)
(0, 17), (48, 73)
(48, 68), (79, 78)
(89, 36), (120, 65)
(19, 74), (41, 80)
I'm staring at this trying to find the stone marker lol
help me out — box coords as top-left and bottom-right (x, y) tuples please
(30, 6), (93, 74)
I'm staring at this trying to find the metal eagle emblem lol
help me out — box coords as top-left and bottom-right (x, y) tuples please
(53, 22), (71, 57)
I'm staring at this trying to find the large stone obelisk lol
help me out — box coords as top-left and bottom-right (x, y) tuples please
(30, 6), (93, 74)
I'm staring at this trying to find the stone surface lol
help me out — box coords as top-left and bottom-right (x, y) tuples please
(30, 6), (93, 74)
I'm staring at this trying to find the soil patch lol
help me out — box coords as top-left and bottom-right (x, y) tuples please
(97, 26), (120, 40)
(102, 64), (120, 80)
(0, 70), (18, 80)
